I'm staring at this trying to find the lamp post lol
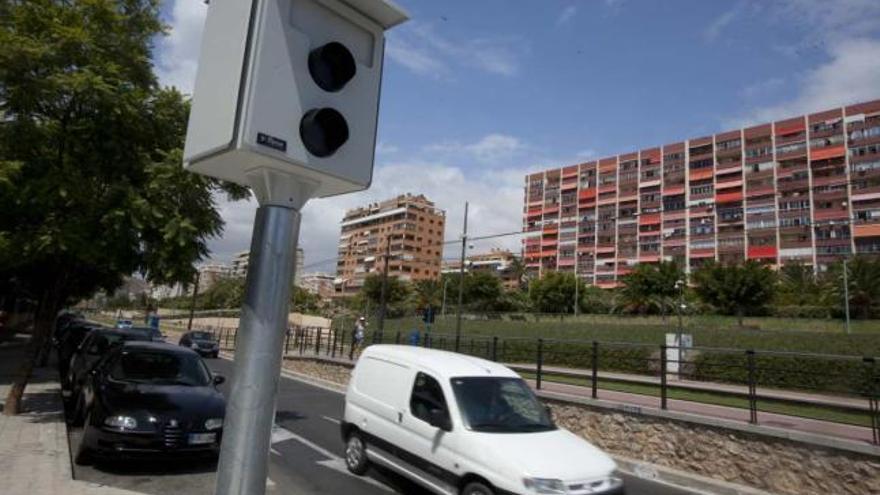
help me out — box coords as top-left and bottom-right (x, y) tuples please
(843, 258), (851, 335)
(674, 279), (685, 347)
(455, 202), (469, 352)
(441, 278), (450, 317)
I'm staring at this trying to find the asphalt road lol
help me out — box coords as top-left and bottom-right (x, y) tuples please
(70, 356), (704, 495)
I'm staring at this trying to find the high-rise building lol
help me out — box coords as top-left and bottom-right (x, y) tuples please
(441, 249), (522, 290)
(198, 263), (232, 292)
(336, 194), (445, 296)
(231, 248), (304, 285)
(523, 99), (880, 288)
(299, 273), (336, 299)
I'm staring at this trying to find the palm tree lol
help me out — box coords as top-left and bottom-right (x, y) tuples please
(507, 255), (528, 291)
(825, 256), (880, 319)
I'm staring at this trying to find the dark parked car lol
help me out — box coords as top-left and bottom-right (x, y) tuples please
(64, 328), (152, 409)
(73, 342), (226, 464)
(179, 331), (220, 358)
(131, 325), (166, 342)
(57, 322), (103, 383)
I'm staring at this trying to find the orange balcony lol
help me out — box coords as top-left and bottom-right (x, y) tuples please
(747, 246), (777, 259)
(810, 145), (846, 161)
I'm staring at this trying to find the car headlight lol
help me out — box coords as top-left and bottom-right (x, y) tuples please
(205, 418), (223, 430)
(523, 478), (566, 494)
(104, 415), (138, 430)
(190, 342), (200, 349)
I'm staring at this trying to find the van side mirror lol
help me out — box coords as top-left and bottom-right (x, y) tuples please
(213, 374), (226, 386)
(427, 408), (451, 431)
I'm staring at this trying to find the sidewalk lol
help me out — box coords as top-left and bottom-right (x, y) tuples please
(288, 348), (878, 446)
(0, 335), (142, 495)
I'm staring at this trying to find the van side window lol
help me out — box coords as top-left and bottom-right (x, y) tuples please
(409, 372), (448, 423)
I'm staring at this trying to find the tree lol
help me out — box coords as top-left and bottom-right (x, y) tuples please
(463, 271), (503, 311)
(529, 271), (582, 314)
(691, 261), (776, 326)
(291, 285), (320, 314)
(411, 279), (442, 309)
(825, 256), (880, 319)
(618, 261), (683, 317)
(776, 261), (826, 308)
(0, 0), (247, 414)
(506, 256), (528, 291)
(361, 274), (410, 317)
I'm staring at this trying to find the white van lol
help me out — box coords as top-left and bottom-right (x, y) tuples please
(342, 345), (624, 495)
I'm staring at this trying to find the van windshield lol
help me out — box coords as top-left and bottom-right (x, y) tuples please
(450, 377), (556, 433)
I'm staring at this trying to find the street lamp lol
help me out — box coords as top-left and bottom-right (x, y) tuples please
(674, 279), (685, 347)
(441, 278), (451, 317)
(843, 258), (851, 335)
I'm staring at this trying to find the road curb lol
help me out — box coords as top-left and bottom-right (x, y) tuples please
(613, 455), (774, 495)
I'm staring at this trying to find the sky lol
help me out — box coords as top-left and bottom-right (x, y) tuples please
(154, 0), (880, 275)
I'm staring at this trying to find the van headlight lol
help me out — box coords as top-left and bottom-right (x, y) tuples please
(523, 478), (566, 494)
(204, 418), (224, 430)
(104, 415), (138, 430)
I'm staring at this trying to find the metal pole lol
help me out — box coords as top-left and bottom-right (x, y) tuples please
(377, 238), (391, 342)
(187, 271), (201, 331)
(573, 259), (579, 317)
(843, 258), (851, 335)
(441, 279), (449, 317)
(455, 202), (469, 352)
(214, 205), (299, 495)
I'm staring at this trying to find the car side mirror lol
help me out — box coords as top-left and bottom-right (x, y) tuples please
(213, 374), (226, 385)
(428, 408), (451, 431)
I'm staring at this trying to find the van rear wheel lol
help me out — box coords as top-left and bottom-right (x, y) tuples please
(461, 481), (494, 495)
(344, 432), (369, 475)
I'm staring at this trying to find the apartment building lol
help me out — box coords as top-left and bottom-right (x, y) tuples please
(441, 249), (521, 290)
(197, 263), (232, 292)
(335, 194), (445, 296)
(231, 248), (304, 284)
(299, 273), (335, 299)
(523, 99), (880, 288)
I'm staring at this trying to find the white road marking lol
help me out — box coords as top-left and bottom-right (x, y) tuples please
(321, 415), (341, 424)
(270, 423), (392, 492)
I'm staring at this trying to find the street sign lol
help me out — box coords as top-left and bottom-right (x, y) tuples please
(183, 0), (407, 198)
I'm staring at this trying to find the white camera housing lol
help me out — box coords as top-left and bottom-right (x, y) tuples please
(183, 0), (407, 198)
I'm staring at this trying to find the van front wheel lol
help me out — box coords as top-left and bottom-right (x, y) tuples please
(344, 432), (369, 475)
(461, 481), (494, 495)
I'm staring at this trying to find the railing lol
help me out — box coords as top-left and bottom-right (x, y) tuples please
(193, 322), (880, 445)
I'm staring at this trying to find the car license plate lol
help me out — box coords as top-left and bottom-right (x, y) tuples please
(188, 433), (216, 445)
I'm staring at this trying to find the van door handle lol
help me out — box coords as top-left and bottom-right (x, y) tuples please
(398, 412), (403, 423)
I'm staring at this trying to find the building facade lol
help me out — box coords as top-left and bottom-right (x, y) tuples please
(441, 249), (521, 290)
(523, 99), (880, 288)
(335, 194), (445, 296)
(299, 273), (336, 299)
(197, 263), (232, 292)
(231, 248), (304, 284)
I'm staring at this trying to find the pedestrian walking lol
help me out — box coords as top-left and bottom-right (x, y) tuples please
(349, 316), (366, 360)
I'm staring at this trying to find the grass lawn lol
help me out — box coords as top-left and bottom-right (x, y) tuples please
(519, 370), (873, 427)
(364, 314), (880, 356)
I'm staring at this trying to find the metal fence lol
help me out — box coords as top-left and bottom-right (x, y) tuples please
(200, 324), (880, 445)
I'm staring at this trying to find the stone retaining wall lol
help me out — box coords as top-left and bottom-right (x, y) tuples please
(283, 357), (879, 495)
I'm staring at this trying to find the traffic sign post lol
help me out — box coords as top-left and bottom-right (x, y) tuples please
(182, 1), (407, 494)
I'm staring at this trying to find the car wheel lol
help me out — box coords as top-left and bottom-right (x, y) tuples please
(461, 481), (495, 495)
(212, 351), (219, 359)
(344, 432), (369, 475)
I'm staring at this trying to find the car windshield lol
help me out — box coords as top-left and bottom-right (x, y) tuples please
(109, 350), (211, 386)
(450, 377), (555, 433)
(191, 331), (213, 340)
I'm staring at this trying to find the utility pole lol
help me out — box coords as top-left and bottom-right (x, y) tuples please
(377, 237), (391, 343)
(187, 270), (201, 331)
(441, 278), (450, 317)
(455, 202), (469, 352)
(675, 279), (685, 346)
(843, 258), (851, 335)
(573, 258), (579, 317)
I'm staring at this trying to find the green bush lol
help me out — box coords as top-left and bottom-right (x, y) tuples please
(770, 305), (831, 319)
